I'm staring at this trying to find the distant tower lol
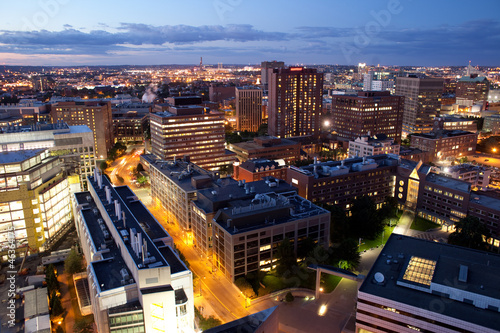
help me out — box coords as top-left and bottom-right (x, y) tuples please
(467, 60), (472, 76)
(200, 57), (203, 71)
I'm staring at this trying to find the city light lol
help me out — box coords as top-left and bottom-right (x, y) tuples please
(318, 304), (327, 316)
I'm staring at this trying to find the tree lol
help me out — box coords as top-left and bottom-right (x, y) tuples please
(285, 292), (295, 302)
(219, 163), (233, 177)
(136, 175), (148, 185)
(379, 196), (398, 222)
(46, 264), (59, 294)
(136, 163), (144, 173)
(448, 216), (491, 251)
(99, 160), (108, 172)
(235, 277), (256, 298)
(297, 237), (316, 259)
(349, 196), (385, 240)
(73, 316), (94, 333)
(331, 239), (361, 270)
(64, 249), (84, 275)
(257, 123), (268, 137)
(275, 237), (297, 275)
(319, 203), (349, 243)
(51, 295), (64, 317)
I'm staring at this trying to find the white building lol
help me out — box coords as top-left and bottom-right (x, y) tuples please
(73, 170), (194, 333)
(0, 122), (95, 191)
(442, 164), (491, 189)
(348, 135), (400, 158)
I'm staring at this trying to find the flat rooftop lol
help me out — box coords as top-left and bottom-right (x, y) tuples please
(290, 154), (400, 178)
(87, 174), (170, 271)
(214, 192), (328, 235)
(425, 173), (471, 193)
(359, 234), (500, 331)
(231, 137), (299, 151)
(413, 130), (476, 139)
(469, 191), (500, 209)
(0, 148), (45, 164)
(142, 154), (223, 192)
(24, 288), (49, 319)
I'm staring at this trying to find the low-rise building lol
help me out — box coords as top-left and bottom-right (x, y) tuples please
(233, 159), (287, 183)
(483, 113), (500, 135)
(228, 136), (300, 164)
(74, 170), (194, 333)
(357, 234), (500, 333)
(348, 134), (400, 158)
(442, 164), (491, 189)
(432, 116), (477, 132)
(286, 155), (399, 210)
(410, 130), (477, 162)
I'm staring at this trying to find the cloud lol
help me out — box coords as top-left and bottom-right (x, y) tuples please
(63, 24), (73, 29)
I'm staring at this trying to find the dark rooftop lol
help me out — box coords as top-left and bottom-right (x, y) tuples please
(157, 246), (189, 274)
(204, 306), (278, 333)
(359, 234), (500, 331)
(412, 130), (476, 139)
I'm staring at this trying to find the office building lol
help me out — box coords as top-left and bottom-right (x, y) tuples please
(192, 178), (330, 281)
(483, 114), (500, 135)
(141, 154), (230, 234)
(396, 160), (500, 245)
(74, 170), (194, 333)
(0, 149), (72, 258)
(261, 61), (285, 92)
(209, 84), (236, 104)
(0, 101), (49, 125)
(51, 101), (113, 159)
(112, 103), (151, 143)
(332, 91), (404, 143)
(233, 159), (287, 183)
(348, 135), (400, 158)
(0, 122), (95, 191)
(410, 130), (477, 162)
(442, 164), (491, 189)
(432, 116), (477, 132)
(150, 106), (235, 171)
(228, 136), (301, 164)
(395, 77), (443, 135)
(268, 67), (323, 138)
(357, 234), (500, 333)
(235, 87), (263, 132)
(456, 75), (489, 103)
(286, 155), (399, 209)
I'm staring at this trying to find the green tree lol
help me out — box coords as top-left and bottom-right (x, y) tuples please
(257, 123), (268, 136)
(331, 239), (361, 270)
(51, 295), (64, 317)
(73, 316), (94, 333)
(64, 249), (84, 275)
(235, 277), (256, 298)
(285, 292), (295, 302)
(136, 175), (148, 185)
(46, 264), (59, 294)
(297, 237), (316, 259)
(448, 216), (491, 251)
(136, 163), (144, 173)
(320, 203), (349, 243)
(99, 160), (108, 172)
(219, 163), (234, 177)
(275, 237), (297, 275)
(349, 196), (384, 240)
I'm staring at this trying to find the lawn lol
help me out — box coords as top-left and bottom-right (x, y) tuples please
(410, 216), (441, 231)
(358, 225), (396, 252)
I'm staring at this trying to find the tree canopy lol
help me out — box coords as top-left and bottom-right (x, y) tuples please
(448, 216), (491, 251)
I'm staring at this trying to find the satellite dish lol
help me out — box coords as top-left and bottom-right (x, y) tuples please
(374, 272), (385, 284)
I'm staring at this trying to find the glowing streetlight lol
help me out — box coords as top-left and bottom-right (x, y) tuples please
(318, 304), (327, 316)
(493, 148), (497, 153)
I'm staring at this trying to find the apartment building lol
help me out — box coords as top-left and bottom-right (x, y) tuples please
(228, 136), (301, 164)
(410, 130), (477, 162)
(233, 159), (287, 183)
(348, 135), (400, 158)
(235, 87), (263, 132)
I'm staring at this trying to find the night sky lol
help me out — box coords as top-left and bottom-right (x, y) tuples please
(0, 0), (499, 66)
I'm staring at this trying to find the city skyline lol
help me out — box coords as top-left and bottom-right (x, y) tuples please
(0, 0), (499, 66)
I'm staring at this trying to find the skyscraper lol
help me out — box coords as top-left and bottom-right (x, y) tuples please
(332, 91), (404, 143)
(395, 77), (443, 135)
(268, 67), (323, 138)
(260, 60), (284, 92)
(235, 86), (263, 132)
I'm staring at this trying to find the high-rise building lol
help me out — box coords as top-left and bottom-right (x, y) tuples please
(74, 170), (194, 333)
(0, 149), (73, 257)
(456, 74), (489, 103)
(149, 106), (235, 171)
(332, 91), (404, 143)
(260, 61), (285, 92)
(357, 234), (500, 333)
(51, 101), (113, 159)
(395, 77), (443, 135)
(268, 67), (323, 138)
(0, 122), (95, 191)
(235, 86), (263, 132)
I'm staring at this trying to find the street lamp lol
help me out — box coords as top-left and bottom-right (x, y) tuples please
(493, 148), (497, 153)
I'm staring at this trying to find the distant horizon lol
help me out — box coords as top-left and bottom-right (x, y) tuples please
(1, 1), (499, 66)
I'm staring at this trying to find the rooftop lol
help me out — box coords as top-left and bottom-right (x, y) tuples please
(469, 191), (500, 209)
(24, 288), (49, 319)
(412, 130), (476, 139)
(0, 148), (45, 164)
(204, 306), (278, 333)
(425, 173), (471, 193)
(359, 234), (500, 331)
